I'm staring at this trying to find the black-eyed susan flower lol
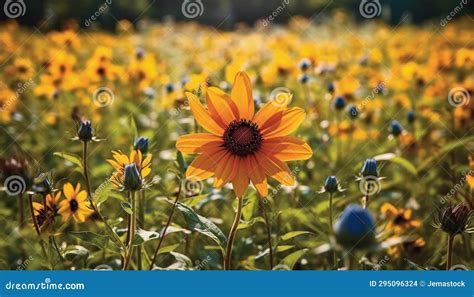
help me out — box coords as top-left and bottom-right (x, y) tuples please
(176, 71), (313, 198)
(108, 150), (152, 191)
(58, 183), (93, 223)
(381, 202), (421, 234)
(33, 192), (61, 232)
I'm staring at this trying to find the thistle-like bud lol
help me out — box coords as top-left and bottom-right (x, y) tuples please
(360, 158), (379, 178)
(435, 203), (472, 236)
(389, 120), (403, 137)
(123, 163), (142, 191)
(31, 174), (52, 195)
(322, 176), (343, 193)
(134, 137), (149, 154)
(77, 120), (93, 142)
(333, 96), (346, 110)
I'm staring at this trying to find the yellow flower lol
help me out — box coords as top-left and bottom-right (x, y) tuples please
(58, 183), (93, 223)
(107, 150), (152, 190)
(33, 192), (61, 232)
(176, 71), (313, 197)
(381, 203), (421, 234)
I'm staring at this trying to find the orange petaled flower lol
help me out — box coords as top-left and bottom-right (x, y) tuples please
(33, 192), (61, 232)
(381, 202), (421, 234)
(58, 183), (94, 223)
(176, 71), (313, 197)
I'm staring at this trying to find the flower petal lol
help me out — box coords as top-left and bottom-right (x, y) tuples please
(186, 92), (224, 136)
(253, 101), (288, 128)
(261, 108), (305, 138)
(248, 155), (268, 197)
(176, 133), (223, 154)
(260, 137), (313, 161)
(206, 87), (238, 126)
(214, 154), (238, 188)
(231, 72), (254, 120)
(76, 191), (88, 202)
(232, 158), (250, 197)
(256, 152), (295, 186)
(63, 183), (74, 200)
(186, 149), (227, 181)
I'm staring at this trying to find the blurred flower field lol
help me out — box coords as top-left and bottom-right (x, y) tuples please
(0, 14), (473, 271)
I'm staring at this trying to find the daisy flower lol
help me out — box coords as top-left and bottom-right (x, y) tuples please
(176, 71), (312, 197)
(58, 183), (94, 223)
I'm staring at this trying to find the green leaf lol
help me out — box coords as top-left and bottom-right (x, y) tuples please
(276, 245), (295, 252)
(373, 153), (417, 176)
(242, 192), (258, 221)
(177, 151), (186, 175)
(158, 243), (180, 254)
(70, 231), (120, 254)
(237, 216), (265, 230)
(93, 180), (113, 207)
(132, 229), (160, 245)
(54, 152), (83, 169)
(130, 116), (138, 141)
(121, 202), (133, 214)
(419, 136), (474, 172)
(174, 202), (227, 251)
(183, 193), (210, 208)
(280, 231), (312, 241)
(277, 249), (308, 270)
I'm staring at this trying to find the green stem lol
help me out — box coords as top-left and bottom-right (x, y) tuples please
(329, 193), (337, 268)
(149, 181), (182, 270)
(224, 196), (243, 270)
(19, 193), (24, 229)
(446, 234), (454, 270)
(123, 191), (137, 270)
(28, 194), (48, 264)
(82, 140), (126, 251)
(260, 200), (274, 270)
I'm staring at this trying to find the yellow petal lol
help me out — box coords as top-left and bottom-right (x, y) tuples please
(253, 101), (287, 128)
(231, 72), (254, 120)
(63, 183), (74, 200)
(257, 152), (295, 186)
(261, 137), (313, 161)
(232, 159), (250, 198)
(214, 154), (238, 188)
(186, 149), (227, 181)
(76, 191), (88, 202)
(248, 155), (268, 197)
(187, 92), (224, 136)
(176, 133), (223, 154)
(261, 108), (305, 138)
(206, 87), (238, 126)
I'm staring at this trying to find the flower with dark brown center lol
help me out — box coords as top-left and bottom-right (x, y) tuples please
(223, 119), (263, 157)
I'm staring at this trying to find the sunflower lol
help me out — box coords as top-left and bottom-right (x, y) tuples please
(381, 202), (421, 234)
(176, 71), (313, 197)
(33, 192), (61, 232)
(58, 183), (94, 223)
(107, 149), (152, 190)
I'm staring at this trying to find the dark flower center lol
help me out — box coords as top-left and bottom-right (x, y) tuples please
(70, 199), (79, 212)
(223, 119), (263, 157)
(393, 213), (408, 225)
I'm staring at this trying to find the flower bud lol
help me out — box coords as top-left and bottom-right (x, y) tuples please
(436, 203), (472, 236)
(134, 137), (149, 154)
(360, 158), (378, 177)
(324, 176), (340, 193)
(389, 120), (403, 137)
(333, 96), (346, 110)
(123, 163), (142, 191)
(78, 120), (93, 142)
(334, 204), (376, 250)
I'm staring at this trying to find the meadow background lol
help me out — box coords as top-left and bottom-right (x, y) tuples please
(0, 0), (473, 271)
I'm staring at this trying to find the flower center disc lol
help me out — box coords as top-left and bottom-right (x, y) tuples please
(223, 119), (263, 157)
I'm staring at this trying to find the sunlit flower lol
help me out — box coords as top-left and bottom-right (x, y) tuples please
(108, 150), (152, 191)
(58, 183), (94, 223)
(33, 192), (61, 232)
(381, 202), (421, 234)
(176, 71), (312, 197)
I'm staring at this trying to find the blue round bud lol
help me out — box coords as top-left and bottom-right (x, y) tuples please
(327, 82), (335, 93)
(334, 96), (346, 110)
(389, 120), (403, 137)
(407, 110), (415, 123)
(360, 158), (378, 177)
(165, 83), (175, 93)
(134, 137), (149, 154)
(347, 104), (358, 119)
(299, 74), (309, 84)
(334, 204), (376, 249)
(324, 176), (339, 193)
(299, 58), (311, 71)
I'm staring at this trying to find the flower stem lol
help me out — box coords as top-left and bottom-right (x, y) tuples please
(329, 192), (337, 268)
(19, 193), (24, 229)
(149, 181), (182, 270)
(82, 140), (126, 251)
(123, 191), (137, 270)
(260, 199), (274, 270)
(224, 196), (243, 270)
(364, 190), (370, 209)
(28, 193), (48, 262)
(446, 234), (454, 270)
